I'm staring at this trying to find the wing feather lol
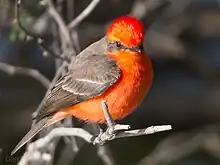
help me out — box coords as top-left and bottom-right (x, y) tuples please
(35, 54), (121, 121)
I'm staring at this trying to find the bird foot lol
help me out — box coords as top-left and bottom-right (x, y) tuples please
(93, 124), (130, 145)
(93, 100), (131, 144)
(106, 123), (131, 134)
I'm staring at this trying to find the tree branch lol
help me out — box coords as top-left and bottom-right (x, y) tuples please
(130, 0), (171, 29)
(137, 123), (220, 165)
(0, 62), (50, 88)
(90, 124), (117, 165)
(18, 125), (171, 165)
(15, 0), (69, 61)
(45, 0), (73, 49)
(97, 145), (116, 165)
(68, 0), (100, 29)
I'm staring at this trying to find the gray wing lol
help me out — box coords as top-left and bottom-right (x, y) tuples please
(35, 54), (121, 121)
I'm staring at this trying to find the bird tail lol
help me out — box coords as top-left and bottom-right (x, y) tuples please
(11, 117), (50, 155)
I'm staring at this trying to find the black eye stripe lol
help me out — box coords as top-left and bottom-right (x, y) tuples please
(108, 42), (127, 50)
(107, 41), (142, 53)
(111, 41), (126, 49)
(128, 45), (143, 53)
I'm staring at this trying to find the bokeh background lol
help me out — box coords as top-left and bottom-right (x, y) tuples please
(1, 0), (220, 164)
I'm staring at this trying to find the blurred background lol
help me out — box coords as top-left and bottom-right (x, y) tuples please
(1, 0), (220, 164)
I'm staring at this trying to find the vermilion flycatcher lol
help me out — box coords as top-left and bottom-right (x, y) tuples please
(11, 15), (153, 155)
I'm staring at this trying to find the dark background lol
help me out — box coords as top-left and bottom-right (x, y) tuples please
(1, 0), (220, 164)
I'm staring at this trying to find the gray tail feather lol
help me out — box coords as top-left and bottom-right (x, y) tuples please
(11, 117), (49, 155)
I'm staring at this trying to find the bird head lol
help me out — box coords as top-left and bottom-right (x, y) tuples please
(106, 15), (144, 53)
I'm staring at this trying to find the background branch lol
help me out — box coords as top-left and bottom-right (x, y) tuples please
(46, 0), (73, 50)
(15, 0), (67, 61)
(68, 0), (100, 29)
(137, 124), (220, 165)
(0, 61), (50, 88)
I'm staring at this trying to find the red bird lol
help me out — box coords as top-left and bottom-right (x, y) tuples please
(11, 15), (153, 155)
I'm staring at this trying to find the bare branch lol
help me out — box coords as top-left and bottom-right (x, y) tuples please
(18, 128), (92, 165)
(55, 117), (81, 165)
(68, 0), (100, 29)
(137, 123), (220, 165)
(45, 0), (73, 49)
(31, 128), (93, 148)
(18, 124), (171, 165)
(0, 148), (2, 158)
(97, 145), (116, 165)
(0, 61), (50, 88)
(91, 124), (117, 165)
(93, 125), (172, 144)
(131, 0), (171, 29)
(37, 39), (70, 62)
(18, 152), (52, 165)
(26, 125), (172, 150)
(15, 0), (41, 38)
(116, 125), (172, 139)
(130, 0), (171, 19)
(15, 0), (69, 61)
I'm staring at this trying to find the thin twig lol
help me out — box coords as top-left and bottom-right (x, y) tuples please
(18, 128), (91, 165)
(93, 125), (172, 143)
(137, 123), (220, 165)
(30, 128), (92, 149)
(46, 0), (73, 49)
(15, 0), (69, 61)
(19, 125), (171, 165)
(0, 62), (50, 88)
(0, 148), (2, 159)
(97, 145), (117, 165)
(116, 125), (172, 138)
(15, 0), (41, 38)
(55, 117), (81, 165)
(18, 125), (172, 160)
(91, 124), (117, 165)
(68, 0), (100, 29)
(38, 39), (70, 62)
(19, 127), (93, 165)
(140, 0), (171, 29)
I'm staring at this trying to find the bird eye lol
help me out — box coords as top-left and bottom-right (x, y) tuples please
(115, 41), (122, 48)
(107, 41), (124, 52)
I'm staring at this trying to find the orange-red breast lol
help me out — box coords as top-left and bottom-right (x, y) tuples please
(11, 15), (153, 155)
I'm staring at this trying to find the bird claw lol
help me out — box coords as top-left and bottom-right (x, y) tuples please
(93, 101), (131, 144)
(107, 124), (131, 134)
(93, 132), (114, 145)
(92, 123), (130, 145)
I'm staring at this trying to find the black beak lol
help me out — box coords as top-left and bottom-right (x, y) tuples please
(129, 45), (143, 53)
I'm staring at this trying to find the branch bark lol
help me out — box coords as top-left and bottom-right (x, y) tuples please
(0, 62), (50, 88)
(18, 125), (172, 165)
(45, 0), (73, 49)
(68, 0), (100, 29)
